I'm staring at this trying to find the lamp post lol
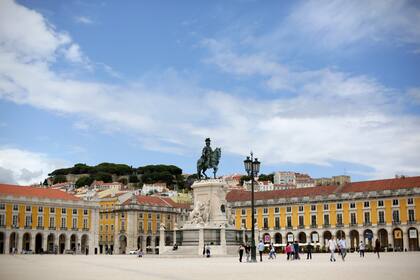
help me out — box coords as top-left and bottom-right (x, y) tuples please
(243, 152), (260, 262)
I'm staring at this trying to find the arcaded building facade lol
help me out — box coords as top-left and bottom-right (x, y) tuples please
(0, 184), (99, 254)
(228, 176), (420, 251)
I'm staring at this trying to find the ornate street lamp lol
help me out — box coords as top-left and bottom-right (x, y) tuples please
(243, 152), (260, 262)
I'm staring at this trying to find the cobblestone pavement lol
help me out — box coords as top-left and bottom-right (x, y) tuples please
(1, 252), (419, 280)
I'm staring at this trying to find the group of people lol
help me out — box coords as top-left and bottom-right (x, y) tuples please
(359, 239), (381, 258)
(285, 241), (301, 260)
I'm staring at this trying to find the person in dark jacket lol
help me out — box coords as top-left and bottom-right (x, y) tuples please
(293, 241), (300, 260)
(374, 239), (381, 259)
(238, 244), (245, 262)
(306, 242), (313, 259)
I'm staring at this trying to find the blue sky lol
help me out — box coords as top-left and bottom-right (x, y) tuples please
(0, 0), (419, 185)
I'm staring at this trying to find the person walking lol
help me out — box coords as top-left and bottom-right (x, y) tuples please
(339, 238), (347, 261)
(328, 238), (337, 262)
(306, 242), (313, 260)
(359, 241), (365, 257)
(238, 244), (245, 262)
(205, 244), (211, 258)
(375, 238), (381, 259)
(258, 240), (265, 262)
(245, 243), (250, 262)
(286, 243), (291, 260)
(293, 241), (300, 260)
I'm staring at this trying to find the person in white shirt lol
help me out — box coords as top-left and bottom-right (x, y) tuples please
(339, 238), (347, 261)
(328, 238), (337, 262)
(359, 241), (365, 258)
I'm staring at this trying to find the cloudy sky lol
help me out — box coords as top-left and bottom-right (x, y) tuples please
(0, 0), (419, 185)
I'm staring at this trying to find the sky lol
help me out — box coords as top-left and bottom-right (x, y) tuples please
(0, 0), (420, 185)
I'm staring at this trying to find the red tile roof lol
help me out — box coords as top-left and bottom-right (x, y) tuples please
(227, 176), (420, 202)
(0, 183), (81, 201)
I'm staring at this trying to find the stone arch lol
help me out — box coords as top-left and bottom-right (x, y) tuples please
(0, 232), (4, 254)
(81, 234), (89, 254)
(274, 232), (282, 244)
(35, 233), (43, 254)
(349, 230), (359, 249)
(119, 235), (127, 254)
(9, 232), (18, 253)
(59, 233), (66, 254)
(22, 232), (31, 252)
(336, 230), (345, 239)
(286, 232), (294, 244)
(393, 228), (403, 251)
(70, 234), (77, 252)
(310, 231), (319, 243)
(407, 227), (419, 251)
(165, 234), (173, 246)
(146, 236), (152, 253)
(298, 232), (307, 243)
(377, 228), (388, 248)
(262, 232), (271, 244)
(363, 229), (374, 249)
(47, 233), (55, 253)
(323, 231), (332, 245)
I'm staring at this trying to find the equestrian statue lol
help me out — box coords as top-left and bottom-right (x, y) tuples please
(197, 138), (221, 179)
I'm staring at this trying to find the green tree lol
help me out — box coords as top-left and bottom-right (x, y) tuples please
(91, 172), (112, 183)
(258, 173), (274, 183)
(75, 176), (94, 188)
(239, 175), (252, 186)
(129, 175), (139, 183)
(53, 175), (67, 184)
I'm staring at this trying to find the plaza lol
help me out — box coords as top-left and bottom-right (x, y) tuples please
(0, 252), (419, 280)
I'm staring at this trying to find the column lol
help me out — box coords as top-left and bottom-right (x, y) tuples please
(141, 235), (146, 252)
(65, 234), (70, 251)
(254, 223), (259, 245)
(42, 234), (48, 253)
(388, 230), (393, 250)
(198, 227), (204, 255)
(159, 224), (165, 254)
(151, 236), (156, 254)
(17, 232), (23, 253)
(30, 234), (36, 252)
(403, 230), (409, 251)
(126, 211), (136, 253)
(220, 225), (227, 255)
(4, 232), (10, 254)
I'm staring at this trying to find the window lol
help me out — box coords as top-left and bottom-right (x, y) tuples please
(83, 209), (88, 215)
(111, 224), (114, 231)
(311, 205), (316, 211)
(167, 214), (171, 220)
(378, 211), (385, 224)
(298, 206), (304, 212)
(61, 217), (66, 228)
(25, 215), (32, 227)
(350, 202), (356, 209)
(263, 217), (268, 228)
(71, 209), (76, 215)
(323, 204), (329, 210)
(323, 214), (329, 225)
(350, 213), (357, 225)
(286, 207), (291, 213)
(275, 217), (280, 229)
(392, 199), (399, 206)
(392, 210), (400, 222)
(36, 215), (43, 227)
(50, 207), (55, 214)
(311, 215), (317, 226)
(72, 218), (77, 229)
(13, 204), (19, 211)
(49, 217), (55, 228)
(364, 201), (370, 208)
(139, 213), (143, 219)
(12, 215), (18, 226)
(377, 200), (384, 207)
(336, 203), (342, 210)
(274, 207), (280, 214)
(286, 216), (292, 228)
(241, 209), (246, 215)
(253, 208), (257, 215)
(0, 214), (5, 226)
(111, 213), (114, 219)
(106, 225), (109, 231)
(408, 209), (415, 222)
(298, 215), (304, 227)
(61, 208), (66, 214)
(364, 212), (370, 223)
(121, 213), (125, 218)
(337, 213), (343, 225)
(100, 225), (103, 232)
(147, 213), (151, 219)
(0, 203), (5, 210)
(147, 221), (152, 231)
(157, 213), (161, 220)
(407, 198), (414, 205)
(38, 206), (43, 213)
(241, 219), (246, 227)
(26, 205), (31, 212)
(263, 208), (268, 214)
(83, 218), (88, 229)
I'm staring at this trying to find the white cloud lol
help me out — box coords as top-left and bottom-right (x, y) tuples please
(74, 16), (94, 25)
(407, 87), (420, 104)
(0, 0), (419, 181)
(260, 0), (420, 51)
(0, 148), (67, 185)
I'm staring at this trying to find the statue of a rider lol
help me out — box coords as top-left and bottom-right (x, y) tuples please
(201, 138), (213, 167)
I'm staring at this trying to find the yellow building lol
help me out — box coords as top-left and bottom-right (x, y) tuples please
(98, 193), (190, 254)
(0, 183), (99, 254)
(227, 176), (420, 251)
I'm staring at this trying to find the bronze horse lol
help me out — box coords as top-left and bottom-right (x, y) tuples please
(197, 147), (221, 179)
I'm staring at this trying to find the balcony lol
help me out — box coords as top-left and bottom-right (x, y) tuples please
(310, 224), (317, 229)
(407, 220), (416, 225)
(119, 229), (125, 234)
(24, 225), (32, 229)
(298, 224), (305, 229)
(37, 226), (44, 230)
(286, 225), (293, 230)
(323, 223), (330, 228)
(336, 223), (344, 228)
(378, 221), (386, 226)
(392, 221), (401, 225)
(363, 222), (372, 227)
(60, 227), (67, 230)
(12, 224), (19, 229)
(49, 226), (56, 230)
(83, 227), (89, 231)
(71, 227), (78, 231)
(0, 224), (5, 228)
(350, 223), (357, 227)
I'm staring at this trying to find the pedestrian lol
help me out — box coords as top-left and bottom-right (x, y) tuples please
(375, 238), (381, 259)
(206, 244), (211, 258)
(245, 243), (250, 262)
(203, 244), (206, 257)
(290, 242), (295, 260)
(268, 244), (276, 259)
(137, 249), (143, 258)
(328, 238), (337, 262)
(258, 240), (265, 262)
(238, 244), (245, 262)
(286, 243), (291, 260)
(339, 238), (347, 261)
(306, 242), (313, 260)
(293, 241), (300, 260)
(359, 241), (365, 257)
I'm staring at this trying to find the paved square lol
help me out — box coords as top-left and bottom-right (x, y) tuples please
(0, 252), (419, 280)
